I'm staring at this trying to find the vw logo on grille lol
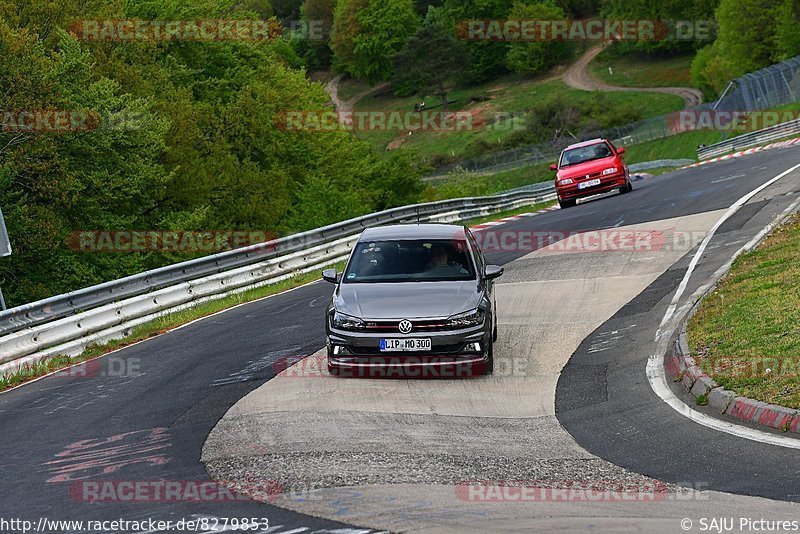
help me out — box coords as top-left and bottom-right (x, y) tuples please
(398, 320), (413, 334)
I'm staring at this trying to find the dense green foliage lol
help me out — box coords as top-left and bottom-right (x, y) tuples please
(691, 0), (800, 96)
(331, 0), (419, 82)
(505, 1), (569, 74)
(0, 0), (421, 306)
(5, 0), (800, 308)
(332, 0), (590, 87)
(327, 0), (799, 101)
(391, 18), (468, 104)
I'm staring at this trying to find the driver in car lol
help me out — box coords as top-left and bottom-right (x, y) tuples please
(426, 245), (469, 274)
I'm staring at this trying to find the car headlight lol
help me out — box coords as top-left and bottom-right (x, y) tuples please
(446, 309), (485, 328)
(330, 311), (365, 330)
(601, 167), (618, 176)
(558, 178), (574, 186)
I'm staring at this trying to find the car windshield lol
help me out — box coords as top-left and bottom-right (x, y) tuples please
(560, 143), (613, 166)
(343, 239), (475, 283)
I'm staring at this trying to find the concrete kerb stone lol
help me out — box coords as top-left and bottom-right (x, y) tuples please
(675, 316), (799, 433)
(668, 199), (800, 434)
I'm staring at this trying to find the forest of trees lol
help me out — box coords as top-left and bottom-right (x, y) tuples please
(1, 0), (799, 306)
(0, 0), (421, 305)
(318, 0), (800, 95)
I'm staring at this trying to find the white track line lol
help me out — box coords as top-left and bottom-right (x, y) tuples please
(659, 161), (800, 329)
(648, 162), (800, 449)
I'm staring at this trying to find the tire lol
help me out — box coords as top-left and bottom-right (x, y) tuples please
(558, 197), (576, 209)
(327, 361), (339, 376)
(620, 180), (633, 194)
(483, 337), (494, 375)
(492, 314), (498, 342)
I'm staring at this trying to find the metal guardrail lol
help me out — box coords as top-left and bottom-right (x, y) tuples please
(628, 159), (694, 171)
(0, 183), (556, 375)
(697, 118), (800, 160)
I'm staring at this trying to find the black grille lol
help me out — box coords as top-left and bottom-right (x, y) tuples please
(362, 319), (450, 333)
(349, 343), (467, 355)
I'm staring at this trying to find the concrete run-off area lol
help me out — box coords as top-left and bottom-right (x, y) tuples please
(198, 209), (800, 532)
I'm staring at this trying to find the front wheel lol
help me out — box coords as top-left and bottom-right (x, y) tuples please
(327, 361), (339, 376)
(558, 197), (576, 209)
(483, 338), (494, 375)
(619, 180), (633, 194)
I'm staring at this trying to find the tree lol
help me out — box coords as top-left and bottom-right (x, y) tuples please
(439, 0), (515, 82)
(299, 0), (336, 68)
(505, 1), (569, 75)
(601, 0), (720, 53)
(332, 0), (420, 82)
(392, 20), (468, 109)
(0, 0), (424, 306)
(331, 0), (369, 72)
(774, 0), (800, 60)
(713, 0), (783, 76)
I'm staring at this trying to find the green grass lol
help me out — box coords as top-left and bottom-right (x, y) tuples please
(353, 77), (684, 163)
(633, 166), (684, 176)
(465, 200), (557, 227)
(621, 102), (800, 164)
(622, 131), (723, 163)
(423, 162), (554, 201)
(687, 215), (800, 409)
(336, 76), (376, 102)
(589, 51), (694, 88)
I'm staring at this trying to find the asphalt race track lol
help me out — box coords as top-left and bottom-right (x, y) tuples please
(2, 146), (800, 533)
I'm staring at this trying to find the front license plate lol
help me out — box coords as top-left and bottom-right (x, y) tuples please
(380, 338), (432, 351)
(578, 178), (601, 190)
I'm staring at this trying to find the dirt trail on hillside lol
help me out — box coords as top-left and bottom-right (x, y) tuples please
(563, 43), (703, 108)
(325, 74), (390, 113)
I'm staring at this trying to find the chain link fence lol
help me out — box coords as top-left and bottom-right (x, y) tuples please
(427, 55), (800, 178)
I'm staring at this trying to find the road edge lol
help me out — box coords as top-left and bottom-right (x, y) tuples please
(664, 197), (800, 435)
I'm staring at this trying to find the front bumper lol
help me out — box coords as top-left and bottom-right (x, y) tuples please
(326, 322), (491, 378)
(557, 172), (628, 201)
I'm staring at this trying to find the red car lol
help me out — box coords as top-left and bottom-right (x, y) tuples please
(549, 138), (633, 209)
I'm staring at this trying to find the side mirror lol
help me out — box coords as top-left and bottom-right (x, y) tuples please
(322, 268), (338, 283)
(484, 265), (504, 280)
(549, 163), (558, 171)
(617, 147), (626, 155)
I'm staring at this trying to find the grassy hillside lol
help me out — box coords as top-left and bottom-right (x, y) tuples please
(423, 163), (554, 201)
(589, 51), (695, 88)
(351, 76), (684, 166)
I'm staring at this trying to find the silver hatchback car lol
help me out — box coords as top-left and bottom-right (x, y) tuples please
(322, 224), (503, 377)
